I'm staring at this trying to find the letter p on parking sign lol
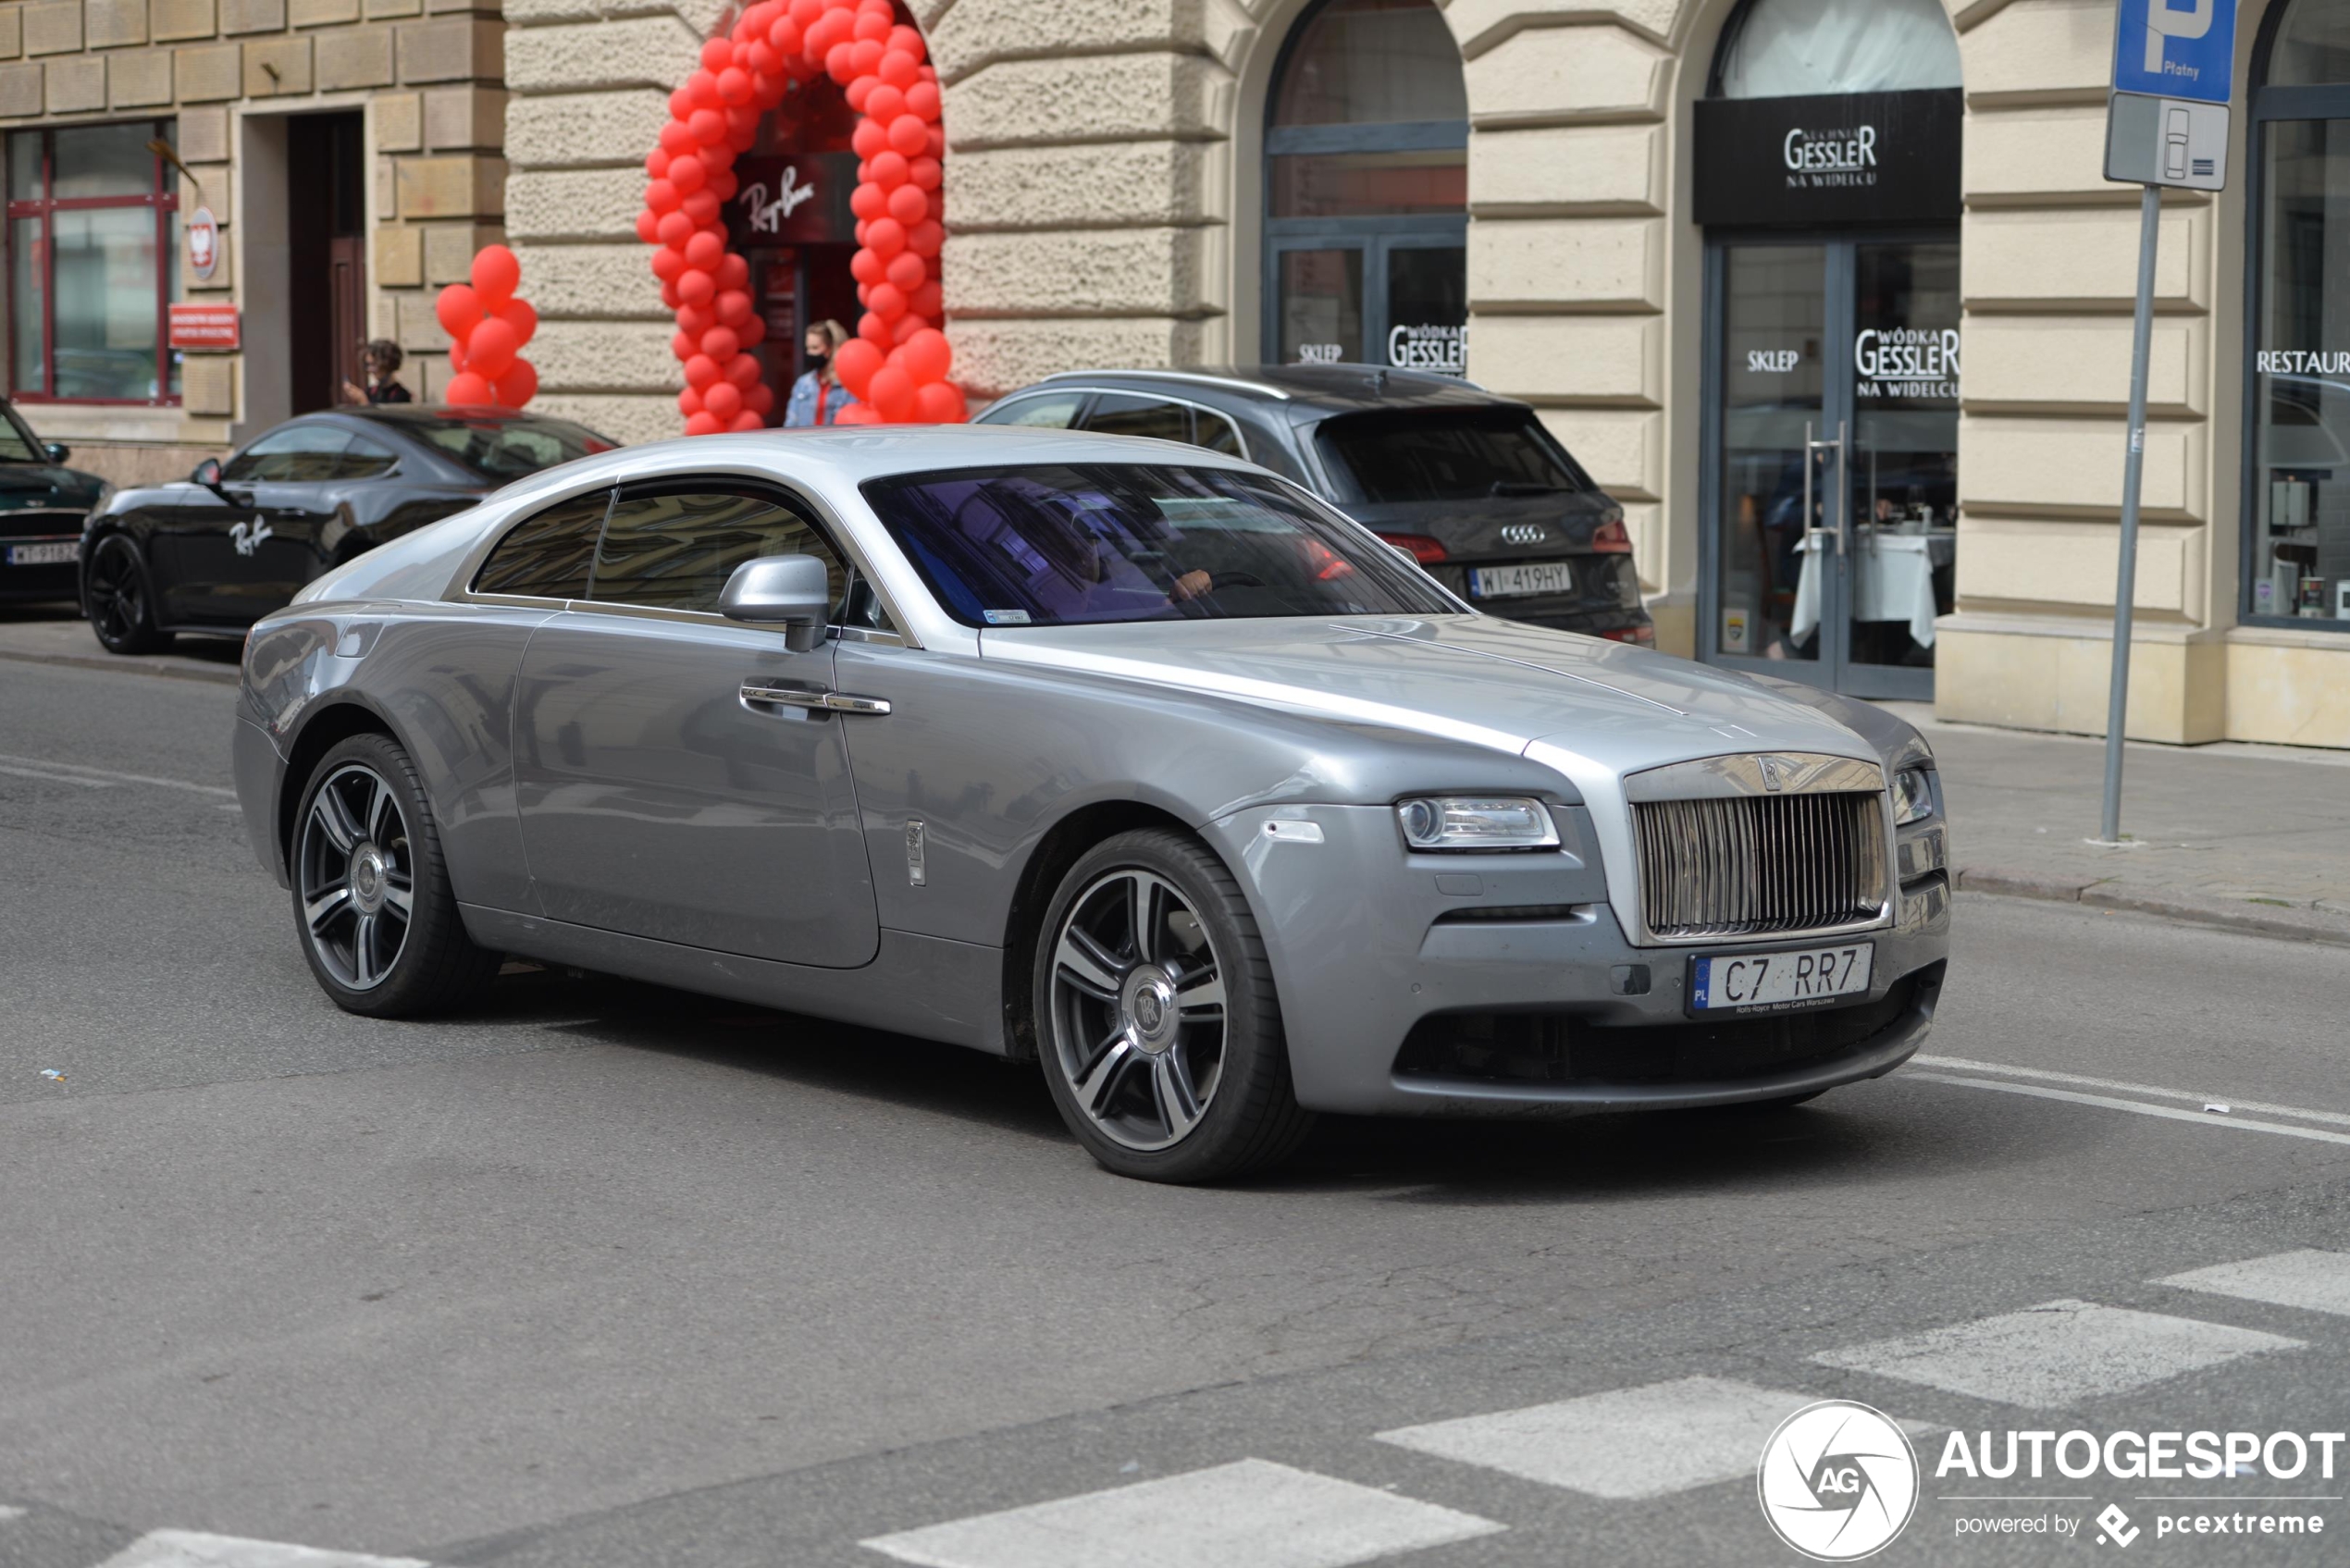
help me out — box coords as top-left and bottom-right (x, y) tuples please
(2113, 0), (2237, 105)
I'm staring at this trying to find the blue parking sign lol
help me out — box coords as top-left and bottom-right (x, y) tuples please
(2112, 0), (2238, 105)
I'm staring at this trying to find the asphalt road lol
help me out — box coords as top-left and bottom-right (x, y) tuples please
(2, 652), (2345, 1568)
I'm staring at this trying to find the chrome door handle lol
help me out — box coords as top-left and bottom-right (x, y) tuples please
(1801, 419), (1848, 555)
(740, 681), (892, 716)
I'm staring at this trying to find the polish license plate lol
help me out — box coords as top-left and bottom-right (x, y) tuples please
(1691, 943), (1874, 1013)
(1470, 562), (1572, 599)
(6, 541), (74, 566)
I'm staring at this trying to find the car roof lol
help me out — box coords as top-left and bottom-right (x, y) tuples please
(351, 405), (595, 430)
(1019, 364), (1522, 415)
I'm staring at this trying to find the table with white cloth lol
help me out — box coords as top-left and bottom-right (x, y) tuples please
(1789, 528), (1956, 649)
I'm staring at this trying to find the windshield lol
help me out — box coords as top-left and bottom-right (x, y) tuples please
(862, 463), (1456, 628)
(1315, 408), (1591, 504)
(0, 399), (45, 463)
(412, 416), (613, 480)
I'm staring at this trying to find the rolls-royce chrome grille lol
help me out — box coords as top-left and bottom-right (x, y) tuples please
(1624, 753), (1889, 942)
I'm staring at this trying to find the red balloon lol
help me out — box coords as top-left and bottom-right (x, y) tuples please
(835, 337), (884, 397)
(898, 327), (950, 384)
(717, 67), (752, 104)
(725, 352), (762, 388)
(738, 314), (766, 347)
(684, 353), (722, 389)
(707, 167), (738, 203)
(885, 182), (925, 225)
(849, 248), (885, 286)
(686, 411), (724, 436)
(684, 229), (724, 270)
(681, 189), (721, 226)
(912, 379), (965, 424)
(866, 365), (915, 421)
(686, 69), (721, 107)
(660, 280), (681, 309)
(826, 40), (857, 82)
(886, 113), (928, 156)
(672, 330), (698, 360)
(448, 335), (467, 374)
(868, 283), (906, 320)
(716, 253), (749, 290)
(702, 380), (744, 420)
(657, 210), (694, 248)
(467, 316), (520, 379)
(845, 76), (874, 112)
(473, 246), (521, 309)
(858, 310), (893, 347)
(660, 119), (698, 156)
(856, 281), (871, 307)
(669, 85), (698, 119)
(833, 402), (883, 426)
(677, 386), (705, 417)
(667, 153), (706, 195)
(651, 245), (688, 284)
(906, 80), (941, 121)
(715, 289), (753, 326)
(910, 154), (942, 191)
(891, 311), (925, 346)
(878, 48), (919, 89)
(865, 84), (906, 124)
(927, 125), (945, 159)
(909, 281), (944, 319)
(887, 23), (923, 60)
(700, 37), (733, 72)
(748, 42), (780, 76)
(689, 107), (726, 144)
(730, 409), (765, 432)
(677, 267), (716, 305)
(788, 0), (822, 31)
(865, 216), (907, 258)
(443, 371), (495, 406)
(885, 251), (926, 291)
(676, 302), (714, 336)
(499, 298), (538, 347)
(851, 117), (887, 160)
(850, 181), (886, 221)
(746, 381), (776, 414)
(494, 358), (538, 408)
(635, 208), (662, 243)
(645, 148), (670, 179)
(868, 150), (909, 189)
(435, 283), (483, 340)
(908, 219), (944, 258)
(701, 325), (740, 360)
(769, 17), (803, 56)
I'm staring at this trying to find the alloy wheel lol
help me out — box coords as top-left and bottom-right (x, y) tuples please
(296, 763), (414, 992)
(86, 540), (148, 647)
(1045, 868), (1228, 1152)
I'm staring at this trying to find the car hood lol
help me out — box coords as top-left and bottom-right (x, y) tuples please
(0, 462), (103, 506)
(978, 615), (1879, 777)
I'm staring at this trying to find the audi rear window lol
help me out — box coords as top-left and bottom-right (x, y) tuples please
(1315, 408), (1591, 505)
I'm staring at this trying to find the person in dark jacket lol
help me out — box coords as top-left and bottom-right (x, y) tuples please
(342, 340), (413, 406)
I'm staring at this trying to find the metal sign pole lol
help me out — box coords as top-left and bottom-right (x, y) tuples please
(2099, 182), (2163, 844)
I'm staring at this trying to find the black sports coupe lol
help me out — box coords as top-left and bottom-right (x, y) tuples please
(80, 407), (614, 654)
(0, 396), (111, 605)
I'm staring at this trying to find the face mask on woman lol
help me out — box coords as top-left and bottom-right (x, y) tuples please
(807, 350), (829, 370)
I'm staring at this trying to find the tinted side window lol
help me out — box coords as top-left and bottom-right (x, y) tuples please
(980, 391), (1084, 428)
(1082, 393), (1192, 445)
(338, 433), (400, 479)
(589, 488), (847, 615)
(223, 425), (353, 483)
(471, 489), (609, 599)
(1196, 409), (1245, 456)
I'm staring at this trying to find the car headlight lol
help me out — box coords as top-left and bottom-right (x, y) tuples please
(1891, 765), (1936, 826)
(1396, 796), (1560, 851)
(84, 481), (113, 525)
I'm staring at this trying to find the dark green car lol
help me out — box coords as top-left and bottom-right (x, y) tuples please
(0, 397), (109, 604)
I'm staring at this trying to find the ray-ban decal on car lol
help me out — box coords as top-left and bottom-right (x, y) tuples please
(232, 426), (1949, 1184)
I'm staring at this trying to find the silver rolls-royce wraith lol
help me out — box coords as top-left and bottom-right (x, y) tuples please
(232, 426), (1951, 1182)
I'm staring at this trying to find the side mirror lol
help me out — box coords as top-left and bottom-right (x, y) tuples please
(719, 553), (833, 652)
(43, 441), (68, 463)
(192, 457), (223, 486)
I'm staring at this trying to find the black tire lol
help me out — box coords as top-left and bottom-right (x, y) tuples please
(1032, 828), (1314, 1182)
(83, 534), (174, 656)
(290, 733), (500, 1018)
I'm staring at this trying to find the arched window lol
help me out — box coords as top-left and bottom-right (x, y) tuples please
(1713, 0), (1961, 98)
(2245, 0), (2350, 627)
(1263, 0), (1467, 373)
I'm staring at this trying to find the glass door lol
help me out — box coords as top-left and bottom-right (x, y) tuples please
(1705, 234), (1958, 698)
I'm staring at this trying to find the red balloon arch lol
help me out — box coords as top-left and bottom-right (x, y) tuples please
(637, 0), (962, 433)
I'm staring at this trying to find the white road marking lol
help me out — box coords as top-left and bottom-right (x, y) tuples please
(0, 1504), (25, 1521)
(2158, 1250), (2350, 1319)
(1908, 1073), (2350, 1149)
(93, 1532), (430, 1568)
(859, 1458), (1503, 1568)
(0, 752), (235, 797)
(1916, 1055), (2350, 1130)
(1814, 1299), (2302, 1408)
(0, 761), (117, 787)
(1375, 1375), (1924, 1500)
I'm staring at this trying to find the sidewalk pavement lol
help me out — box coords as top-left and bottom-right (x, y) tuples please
(3, 607), (2342, 946)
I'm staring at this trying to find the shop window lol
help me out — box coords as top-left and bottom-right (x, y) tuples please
(6, 120), (181, 404)
(1263, 0), (1466, 374)
(1714, 0), (1961, 99)
(2246, 0), (2350, 627)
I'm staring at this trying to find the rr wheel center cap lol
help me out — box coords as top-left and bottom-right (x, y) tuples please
(1120, 967), (1180, 1055)
(349, 843), (389, 914)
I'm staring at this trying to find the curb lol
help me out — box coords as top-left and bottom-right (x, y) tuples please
(0, 645), (239, 686)
(1956, 865), (2350, 948)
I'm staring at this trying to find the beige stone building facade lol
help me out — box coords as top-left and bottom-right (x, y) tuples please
(0, 0), (503, 481)
(10, 0), (2347, 748)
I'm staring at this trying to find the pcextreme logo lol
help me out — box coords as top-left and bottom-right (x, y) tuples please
(1758, 1401), (1920, 1561)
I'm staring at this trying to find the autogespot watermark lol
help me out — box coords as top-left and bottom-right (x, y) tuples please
(1758, 1421), (2346, 1556)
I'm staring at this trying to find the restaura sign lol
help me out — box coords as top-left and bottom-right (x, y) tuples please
(723, 151), (858, 248)
(1387, 322), (1465, 376)
(1695, 90), (1960, 228)
(1855, 327), (1960, 401)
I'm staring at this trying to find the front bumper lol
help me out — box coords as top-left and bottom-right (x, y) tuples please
(1206, 802), (1950, 1117)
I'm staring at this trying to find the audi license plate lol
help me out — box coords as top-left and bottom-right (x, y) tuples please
(6, 541), (74, 566)
(1470, 562), (1571, 599)
(1691, 943), (1873, 1014)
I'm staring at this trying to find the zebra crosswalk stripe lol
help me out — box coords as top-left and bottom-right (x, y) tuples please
(93, 1531), (431, 1568)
